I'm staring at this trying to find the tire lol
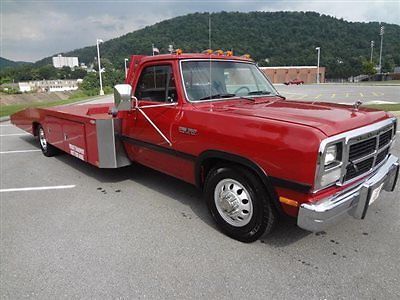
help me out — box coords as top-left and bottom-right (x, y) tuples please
(37, 125), (59, 157)
(204, 165), (277, 243)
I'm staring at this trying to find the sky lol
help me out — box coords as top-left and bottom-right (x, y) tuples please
(1, 0), (399, 62)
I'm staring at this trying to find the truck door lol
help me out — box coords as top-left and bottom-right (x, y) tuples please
(123, 63), (184, 177)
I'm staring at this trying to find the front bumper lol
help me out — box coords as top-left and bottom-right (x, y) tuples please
(297, 155), (399, 232)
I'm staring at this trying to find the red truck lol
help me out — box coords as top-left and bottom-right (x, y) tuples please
(284, 78), (304, 85)
(11, 52), (399, 242)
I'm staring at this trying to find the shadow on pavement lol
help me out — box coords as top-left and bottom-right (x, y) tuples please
(20, 135), (311, 246)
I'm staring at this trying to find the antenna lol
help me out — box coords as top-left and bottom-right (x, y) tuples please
(209, 13), (212, 100)
(208, 13), (211, 50)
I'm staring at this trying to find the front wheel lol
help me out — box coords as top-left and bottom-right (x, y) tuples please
(204, 166), (277, 243)
(38, 125), (59, 157)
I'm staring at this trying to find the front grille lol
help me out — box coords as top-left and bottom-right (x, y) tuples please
(343, 125), (394, 183)
(379, 129), (392, 148)
(349, 137), (376, 161)
(376, 147), (389, 166)
(344, 157), (374, 181)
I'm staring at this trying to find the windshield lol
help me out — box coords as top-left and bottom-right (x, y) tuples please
(181, 60), (277, 101)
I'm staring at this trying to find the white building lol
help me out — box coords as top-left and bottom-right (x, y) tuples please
(33, 80), (79, 92)
(52, 54), (79, 69)
(18, 82), (31, 92)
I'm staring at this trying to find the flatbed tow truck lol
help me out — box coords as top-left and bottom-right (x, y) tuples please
(11, 51), (399, 242)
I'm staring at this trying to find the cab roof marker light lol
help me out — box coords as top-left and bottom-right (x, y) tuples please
(175, 49), (183, 55)
(203, 49), (213, 54)
(214, 50), (224, 55)
(225, 51), (233, 56)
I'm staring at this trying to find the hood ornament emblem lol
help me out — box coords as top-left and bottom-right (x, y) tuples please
(353, 100), (363, 111)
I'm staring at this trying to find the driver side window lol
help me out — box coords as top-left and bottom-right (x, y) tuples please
(134, 65), (177, 102)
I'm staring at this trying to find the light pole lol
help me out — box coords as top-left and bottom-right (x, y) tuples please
(378, 25), (384, 74)
(370, 40), (374, 63)
(96, 38), (104, 96)
(124, 58), (129, 79)
(315, 47), (321, 84)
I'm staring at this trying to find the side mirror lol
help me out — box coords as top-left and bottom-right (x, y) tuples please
(114, 84), (132, 111)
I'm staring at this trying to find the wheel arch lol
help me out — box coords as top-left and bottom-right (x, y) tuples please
(195, 150), (282, 213)
(32, 121), (40, 137)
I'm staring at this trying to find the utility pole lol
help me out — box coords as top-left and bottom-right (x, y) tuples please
(378, 25), (384, 73)
(315, 47), (321, 84)
(370, 40), (374, 63)
(96, 38), (104, 96)
(124, 58), (128, 79)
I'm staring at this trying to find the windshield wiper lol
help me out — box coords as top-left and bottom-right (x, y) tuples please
(199, 93), (236, 100)
(247, 90), (271, 95)
(239, 96), (256, 102)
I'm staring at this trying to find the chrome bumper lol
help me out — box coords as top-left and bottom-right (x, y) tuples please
(297, 155), (399, 232)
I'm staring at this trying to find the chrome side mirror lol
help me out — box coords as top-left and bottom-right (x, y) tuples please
(113, 84), (132, 111)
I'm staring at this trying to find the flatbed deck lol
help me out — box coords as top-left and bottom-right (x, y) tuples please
(11, 103), (131, 168)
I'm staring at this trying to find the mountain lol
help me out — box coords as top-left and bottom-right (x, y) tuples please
(0, 57), (32, 69)
(23, 12), (400, 78)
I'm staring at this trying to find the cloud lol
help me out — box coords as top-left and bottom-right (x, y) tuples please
(1, 0), (398, 62)
(270, 0), (400, 24)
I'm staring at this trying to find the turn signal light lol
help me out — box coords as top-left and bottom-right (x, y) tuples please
(279, 196), (299, 207)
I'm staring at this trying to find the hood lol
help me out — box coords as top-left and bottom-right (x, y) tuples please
(203, 97), (390, 137)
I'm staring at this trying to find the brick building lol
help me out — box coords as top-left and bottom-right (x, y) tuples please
(260, 66), (325, 84)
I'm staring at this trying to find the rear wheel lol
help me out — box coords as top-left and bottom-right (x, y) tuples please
(38, 125), (59, 157)
(204, 165), (277, 243)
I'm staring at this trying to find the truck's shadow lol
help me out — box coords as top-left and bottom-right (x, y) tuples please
(22, 135), (311, 247)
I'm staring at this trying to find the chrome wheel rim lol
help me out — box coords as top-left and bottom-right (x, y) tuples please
(214, 178), (253, 227)
(39, 127), (47, 151)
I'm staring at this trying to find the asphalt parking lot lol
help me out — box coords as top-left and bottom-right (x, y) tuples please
(1, 91), (400, 298)
(277, 83), (400, 104)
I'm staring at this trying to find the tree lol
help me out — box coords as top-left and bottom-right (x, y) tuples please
(362, 60), (377, 75)
(37, 65), (57, 80)
(80, 73), (99, 91)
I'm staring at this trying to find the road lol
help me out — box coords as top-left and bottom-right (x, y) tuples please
(1, 107), (400, 298)
(276, 83), (400, 104)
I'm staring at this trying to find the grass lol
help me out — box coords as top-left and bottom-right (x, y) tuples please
(359, 80), (400, 86)
(364, 103), (400, 112)
(0, 95), (95, 117)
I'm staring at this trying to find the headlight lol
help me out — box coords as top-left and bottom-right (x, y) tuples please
(324, 144), (338, 166)
(314, 141), (344, 191)
(320, 168), (341, 187)
(323, 143), (342, 168)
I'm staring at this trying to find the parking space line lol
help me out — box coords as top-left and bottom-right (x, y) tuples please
(0, 150), (41, 154)
(345, 93), (349, 97)
(0, 185), (76, 193)
(314, 94), (322, 99)
(0, 133), (30, 137)
(331, 94), (336, 98)
(359, 92), (364, 97)
(0, 124), (13, 127)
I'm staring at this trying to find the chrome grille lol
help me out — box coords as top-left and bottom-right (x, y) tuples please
(344, 157), (374, 181)
(379, 129), (392, 148)
(376, 147), (390, 165)
(343, 125), (394, 182)
(349, 137), (376, 161)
